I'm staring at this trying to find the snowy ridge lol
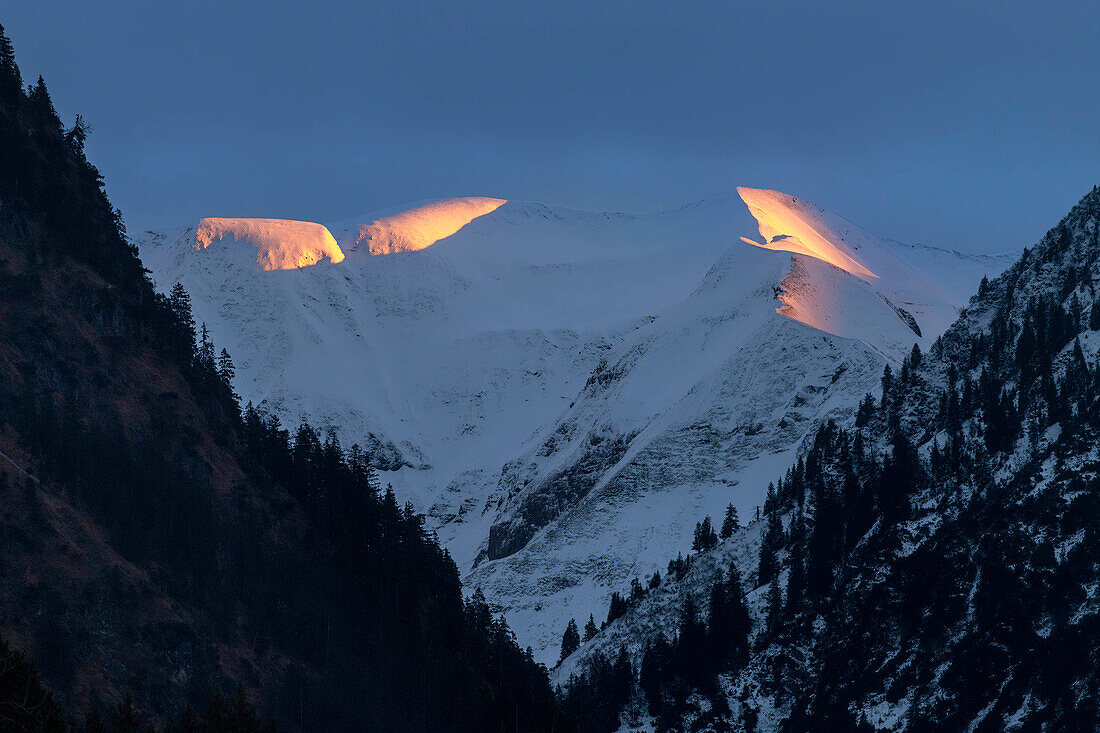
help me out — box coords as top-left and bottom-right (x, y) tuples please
(738, 187), (1012, 342)
(137, 190), (1014, 663)
(738, 187), (880, 280)
(328, 196), (506, 255)
(195, 217), (345, 270)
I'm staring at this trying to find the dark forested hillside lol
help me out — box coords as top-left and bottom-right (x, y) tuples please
(561, 186), (1100, 731)
(0, 23), (559, 732)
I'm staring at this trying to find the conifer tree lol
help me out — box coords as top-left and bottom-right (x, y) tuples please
(559, 618), (580, 664)
(877, 431), (921, 524)
(785, 512), (806, 616)
(720, 503), (739, 538)
(757, 509), (783, 586)
(764, 575), (784, 641)
(763, 481), (778, 514)
(725, 558), (752, 662)
(705, 556), (752, 667)
(692, 515), (718, 552)
(168, 283), (197, 363)
(606, 592), (628, 624)
(198, 323), (216, 370)
(807, 470), (841, 599)
(65, 114), (89, 155)
(583, 614), (598, 642)
(0, 23), (21, 101)
(28, 76), (63, 135)
(611, 646), (633, 708)
(217, 348), (236, 386)
(0, 637), (65, 730)
(855, 393), (876, 427)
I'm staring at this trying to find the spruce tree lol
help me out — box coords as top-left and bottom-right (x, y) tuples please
(807, 472), (840, 599)
(0, 23), (22, 101)
(878, 431), (921, 524)
(217, 348), (236, 386)
(757, 509), (783, 586)
(720, 503), (739, 538)
(725, 558), (752, 663)
(559, 618), (580, 664)
(855, 393), (876, 427)
(583, 614), (598, 642)
(28, 76), (63, 135)
(692, 515), (718, 552)
(611, 646), (633, 709)
(764, 575), (784, 641)
(198, 323), (216, 370)
(168, 283), (197, 363)
(785, 512), (806, 616)
(0, 637), (65, 730)
(606, 592), (628, 624)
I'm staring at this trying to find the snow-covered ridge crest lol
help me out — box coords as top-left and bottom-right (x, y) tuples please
(191, 198), (507, 272)
(195, 217), (345, 271)
(736, 186), (1014, 346)
(738, 187), (878, 280)
(329, 197), (507, 255)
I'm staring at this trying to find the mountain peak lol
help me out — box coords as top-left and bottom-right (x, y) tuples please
(328, 196), (507, 255)
(737, 186), (879, 281)
(195, 217), (344, 271)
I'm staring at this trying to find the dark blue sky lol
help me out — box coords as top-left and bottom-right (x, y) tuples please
(6, 1), (1099, 251)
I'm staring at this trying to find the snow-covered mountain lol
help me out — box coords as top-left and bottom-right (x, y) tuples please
(137, 188), (1012, 663)
(556, 186), (1100, 733)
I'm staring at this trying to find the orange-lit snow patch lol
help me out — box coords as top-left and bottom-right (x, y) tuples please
(196, 218), (344, 271)
(351, 197), (506, 255)
(737, 187), (877, 281)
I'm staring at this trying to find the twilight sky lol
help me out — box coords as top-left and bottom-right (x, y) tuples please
(6, 1), (1099, 251)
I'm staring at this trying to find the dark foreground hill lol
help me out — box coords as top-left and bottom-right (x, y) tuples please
(0, 22), (559, 732)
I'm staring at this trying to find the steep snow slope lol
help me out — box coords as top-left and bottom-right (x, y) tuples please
(138, 190), (1012, 664)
